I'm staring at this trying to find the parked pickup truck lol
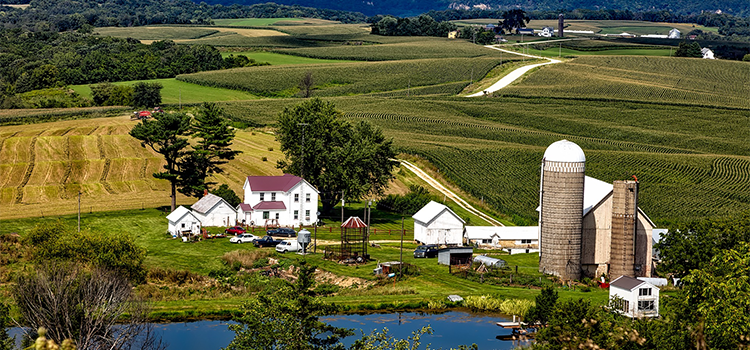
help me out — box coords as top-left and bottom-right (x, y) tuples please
(253, 235), (283, 248)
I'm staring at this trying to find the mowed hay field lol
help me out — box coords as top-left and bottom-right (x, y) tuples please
(0, 115), (285, 220)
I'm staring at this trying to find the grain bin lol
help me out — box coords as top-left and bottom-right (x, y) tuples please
(539, 140), (586, 280)
(609, 180), (638, 279)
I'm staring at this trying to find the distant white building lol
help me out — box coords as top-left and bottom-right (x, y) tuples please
(191, 193), (237, 227)
(464, 226), (538, 254)
(243, 174), (319, 227)
(610, 275), (660, 318)
(413, 201), (465, 245)
(166, 206), (201, 236)
(702, 47), (715, 59)
(668, 28), (681, 39)
(540, 27), (555, 37)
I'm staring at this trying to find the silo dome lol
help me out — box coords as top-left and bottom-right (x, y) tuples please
(543, 140), (585, 163)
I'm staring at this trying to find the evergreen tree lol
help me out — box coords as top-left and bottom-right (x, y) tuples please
(130, 112), (191, 211)
(524, 286), (558, 325)
(211, 184), (242, 207)
(179, 102), (241, 198)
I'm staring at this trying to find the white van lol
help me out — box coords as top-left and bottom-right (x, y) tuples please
(275, 240), (301, 253)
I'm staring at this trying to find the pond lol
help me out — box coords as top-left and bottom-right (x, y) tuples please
(9, 311), (530, 350)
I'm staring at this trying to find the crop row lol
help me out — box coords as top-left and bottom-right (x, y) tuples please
(499, 56), (750, 109)
(177, 57), (505, 97)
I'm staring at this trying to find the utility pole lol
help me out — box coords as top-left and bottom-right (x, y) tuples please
(399, 216), (404, 279)
(77, 191), (81, 232)
(314, 222), (317, 253)
(341, 191), (344, 224)
(367, 199), (372, 238)
(297, 123), (309, 179)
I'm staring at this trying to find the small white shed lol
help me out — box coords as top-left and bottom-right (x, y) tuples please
(413, 201), (465, 245)
(166, 206), (201, 237)
(191, 193), (237, 227)
(237, 203), (253, 225)
(464, 225), (539, 252)
(610, 275), (660, 318)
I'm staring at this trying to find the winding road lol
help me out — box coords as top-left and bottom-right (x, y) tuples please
(467, 45), (561, 97)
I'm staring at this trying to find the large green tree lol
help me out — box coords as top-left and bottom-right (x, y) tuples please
(130, 112), (191, 211)
(276, 98), (397, 214)
(132, 82), (163, 109)
(499, 9), (530, 34)
(524, 286), (558, 325)
(179, 102), (241, 198)
(225, 261), (353, 350)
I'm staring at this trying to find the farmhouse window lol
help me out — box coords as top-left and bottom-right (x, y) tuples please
(638, 300), (654, 311)
(294, 210), (299, 220)
(275, 213), (280, 220)
(305, 210), (310, 218)
(271, 193), (276, 201)
(263, 211), (270, 219)
(260, 193), (265, 201)
(639, 288), (652, 296)
(294, 194), (299, 202)
(482, 239), (491, 244)
(306, 193), (311, 202)
(521, 239), (532, 244)
(623, 300), (630, 313)
(181, 223), (185, 228)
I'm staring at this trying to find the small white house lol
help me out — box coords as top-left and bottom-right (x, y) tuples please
(610, 275), (660, 318)
(166, 206), (201, 236)
(540, 27), (554, 37)
(191, 193), (237, 227)
(702, 47), (715, 59)
(412, 201), (465, 245)
(243, 174), (319, 227)
(668, 28), (681, 39)
(464, 226), (539, 253)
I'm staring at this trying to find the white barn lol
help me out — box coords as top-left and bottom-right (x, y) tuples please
(464, 226), (539, 253)
(243, 174), (319, 227)
(412, 201), (465, 245)
(191, 193), (237, 227)
(166, 206), (201, 236)
(610, 275), (660, 318)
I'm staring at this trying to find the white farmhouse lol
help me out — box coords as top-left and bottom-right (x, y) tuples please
(166, 206), (201, 236)
(610, 275), (660, 318)
(413, 201), (465, 245)
(464, 226), (539, 253)
(191, 193), (237, 227)
(243, 174), (319, 227)
(702, 47), (715, 59)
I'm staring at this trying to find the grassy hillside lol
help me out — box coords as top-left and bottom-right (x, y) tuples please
(70, 78), (257, 105)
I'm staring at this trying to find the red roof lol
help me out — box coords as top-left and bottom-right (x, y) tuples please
(238, 203), (253, 212)
(139, 110), (151, 117)
(253, 201), (287, 210)
(342, 216), (367, 228)
(246, 174), (303, 192)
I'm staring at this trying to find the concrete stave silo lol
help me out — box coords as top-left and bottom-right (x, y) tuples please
(539, 140), (586, 281)
(609, 180), (639, 279)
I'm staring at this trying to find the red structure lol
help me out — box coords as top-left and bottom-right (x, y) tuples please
(324, 216), (369, 262)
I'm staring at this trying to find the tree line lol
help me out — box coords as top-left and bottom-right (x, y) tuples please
(0, 29), (265, 109)
(369, 14), (457, 36)
(0, 0), (366, 32)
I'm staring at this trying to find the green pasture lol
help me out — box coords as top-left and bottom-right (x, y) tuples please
(177, 56), (517, 97)
(530, 46), (672, 57)
(70, 78), (257, 104)
(220, 51), (352, 64)
(95, 26), (220, 40)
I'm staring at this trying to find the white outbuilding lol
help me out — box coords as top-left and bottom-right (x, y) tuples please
(166, 206), (201, 237)
(609, 275), (660, 318)
(191, 193), (237, 227)
(464, 226), (539, 253)
(412, 201), (465, 245)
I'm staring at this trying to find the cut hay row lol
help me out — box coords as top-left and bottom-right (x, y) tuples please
(15, 135), (37, 204)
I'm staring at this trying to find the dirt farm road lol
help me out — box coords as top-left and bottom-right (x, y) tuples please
(398, 160), (503, 227)
(466, 45), (561, 97)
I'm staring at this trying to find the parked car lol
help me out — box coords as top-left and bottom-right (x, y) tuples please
(413, 245), (439, 258)
(253, 236), (283, 248)
(275, 240), (301, 253)
(230, 233), (259, 244)
(225, 226), (246, 235)
(267, 227), (297, 237)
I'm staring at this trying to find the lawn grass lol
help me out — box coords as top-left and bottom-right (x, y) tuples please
(70, 78), (258, 105)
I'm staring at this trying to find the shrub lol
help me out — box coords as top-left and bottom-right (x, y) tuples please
(222, 249), (273, 270)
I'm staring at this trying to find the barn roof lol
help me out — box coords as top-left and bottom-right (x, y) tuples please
(412, 201), (465, 226)
(166, 206), (197, 222)
(253, 201), (286, 210)
(342, 216), (367, 228)
(583, 176), (613, 216)
(191, 193), (229, 214)
(465, 226), (539, 241)
(245, 174), (317, 193)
